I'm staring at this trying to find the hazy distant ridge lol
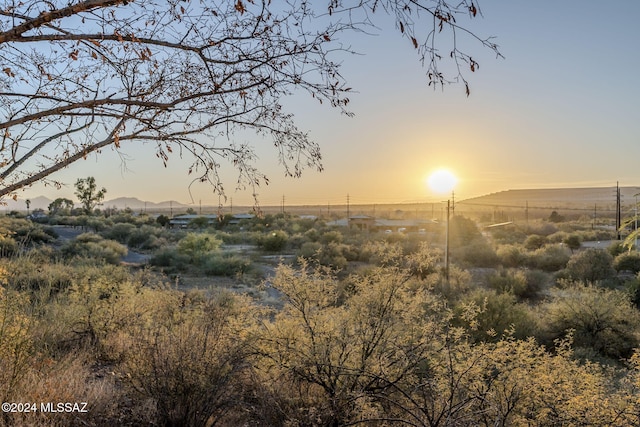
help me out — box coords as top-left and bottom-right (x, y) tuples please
(3, 196), (190, 211)
(461, 186), (638, 209)
(4, 186), (639, 212)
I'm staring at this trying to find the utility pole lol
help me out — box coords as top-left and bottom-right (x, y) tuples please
(445, 199), (451, 283)
(616, 182), (622, 240)
(635, 193), (640, 250)
(451, 191), (456, 215)
(346, 194), (350, 228)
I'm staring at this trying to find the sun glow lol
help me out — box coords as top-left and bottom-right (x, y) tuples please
(427, 169), (458, 194)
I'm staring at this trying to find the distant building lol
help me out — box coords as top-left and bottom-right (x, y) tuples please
(169, 213), (255, 228)
(327, 215), (438, 233)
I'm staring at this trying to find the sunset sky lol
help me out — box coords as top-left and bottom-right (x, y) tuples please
(17, 1), (640, 208)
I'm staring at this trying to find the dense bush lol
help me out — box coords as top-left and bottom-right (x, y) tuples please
(101, 222), (135, 243)
(496, 244), (528, 268)
(564, 248), (615, 283)
(539, 285), (640, 361)
(614, 251), (640, 274)
(61, 233), (128, 264)
(524, 234), (548, 250)
(454, 288), (536, 343)
(201, 253), (252, 276)
(123, 292), (256, 426)
(0, 236), (18, 257)
(487, 267), (546, 300)
(176, 232), (222, 262)
(528, 244), (571, 271)
(126, 225), (163, 250)
(488, 268), (527, 295)
(257, 230), (288, 252)
(453, 240), (499, 267)
(149, 247), (191, 272)
(486, 224), (527, 245)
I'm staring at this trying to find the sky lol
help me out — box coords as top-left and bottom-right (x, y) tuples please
(16, 1), (640, 208)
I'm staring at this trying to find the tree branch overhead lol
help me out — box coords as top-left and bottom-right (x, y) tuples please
(0, 0), (500, 202)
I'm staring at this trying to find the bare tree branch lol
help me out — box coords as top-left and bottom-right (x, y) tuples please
(0, 0), (500, 201)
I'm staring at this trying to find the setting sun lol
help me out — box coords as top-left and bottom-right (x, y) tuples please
(427, 169), (458, 194)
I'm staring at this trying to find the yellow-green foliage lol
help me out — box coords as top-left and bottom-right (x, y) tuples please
(121, 291), (259, 426)
(176, 232), (222, 262)
(3, 239), (640, 425)
(0, 272), (34, 402)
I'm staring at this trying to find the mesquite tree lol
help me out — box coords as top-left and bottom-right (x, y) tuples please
(0, 0), (500, 202)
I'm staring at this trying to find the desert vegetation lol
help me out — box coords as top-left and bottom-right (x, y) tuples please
(2, 207), (640, 426)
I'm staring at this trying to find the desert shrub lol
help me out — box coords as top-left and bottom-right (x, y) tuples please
(546, 231), (569, 244)
(102, 222), (136, 243)
(319, 230), (343, 245)
(149, 247), (190, 272)
(286, 233), (308, 249)
(548, 211), (565, 223)
(303, 227), (320, 242)
(538, 285), (640, 360)
(487, 268), (546, 300)
(488, 268), (527, 295)
(563, 234), (582, 252)
(564, 248), (615, 283)
(454, 240), (499, 267)
(299, 241), (349, 270)
(3, 351), (120, 427)
(258, 230), (288, 252)
(429, 266), (473, 302)
(522, 269), (550, 299)
(126, 225), (162, 250)
(527, 221), (558, 236)
(608, 241), (627, 257)
(496, 244), (528, 268)
(0, 217), (55, 247)
(202, 253), (251, 276)
(0, 284), (34, 402)
(38, 270), (171, 359)
(298, 241), (322, 259)
(123, 292), (256, 427)
(257, 262), (449, 426)
(405, 242), (442, 279)
(3, 258), (73, 294)
(626, 275), (640, 308)
(216, 231), (245, 245)
(450, 215), (483, 246)
(176, 232), (222, 262)
(524, 234), (548, 250)
(317, 243), (349, 270)
(0, 236), (18, 257)
(383, 231), (406, 244)
(454, 289), (536, 343)
(528, 244), (571, 271)
(486, 224), (527, 245)
(614, 252), (640, 274)
(86, 217), (109, 232)
(61, 233), (127, 264)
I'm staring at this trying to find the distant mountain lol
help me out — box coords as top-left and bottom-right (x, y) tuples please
(1, 195), (190, 212)
(460, 186), (636, 210)
(1, 195), (52, 211)
(102, 197), (189, 210)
